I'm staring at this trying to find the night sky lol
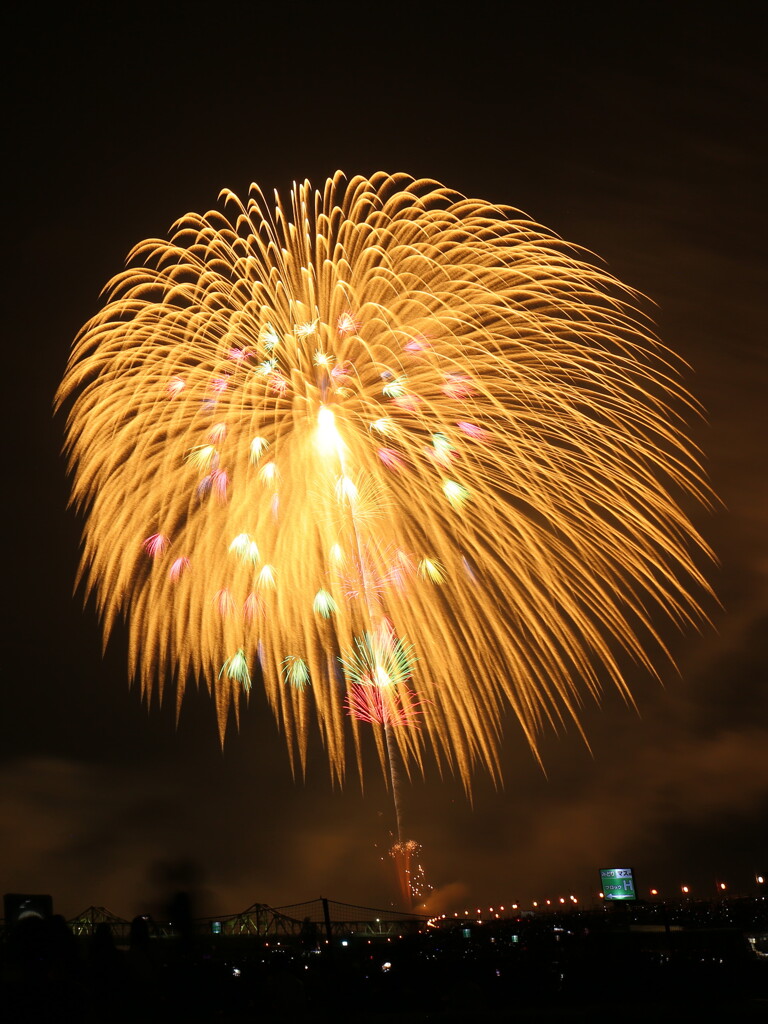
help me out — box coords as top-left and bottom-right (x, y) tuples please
(4, 3), (766, 920)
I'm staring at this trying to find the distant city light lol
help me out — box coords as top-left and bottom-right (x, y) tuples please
(437, 873), (760, 920)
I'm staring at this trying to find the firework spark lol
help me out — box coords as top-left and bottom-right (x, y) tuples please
(57, 171), (712, 789)
(390, 838), (433, 909)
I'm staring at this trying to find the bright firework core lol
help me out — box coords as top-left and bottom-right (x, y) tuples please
(315, 405), (344, 458)
(56, 171), (713, 791)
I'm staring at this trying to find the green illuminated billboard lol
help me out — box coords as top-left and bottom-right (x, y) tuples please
(600, 867), (637, 901)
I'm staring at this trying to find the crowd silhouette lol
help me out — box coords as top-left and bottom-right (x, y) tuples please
(1, 895), (767, 1022)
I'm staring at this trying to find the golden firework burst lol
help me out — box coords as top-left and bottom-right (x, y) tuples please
(57, 171), (713, 788)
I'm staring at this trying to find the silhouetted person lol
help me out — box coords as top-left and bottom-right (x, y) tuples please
(88, 921), (126, 996)
(300, 915), (320, 951)
(167, 889), (194, 954)
(126, 914), (156, 990)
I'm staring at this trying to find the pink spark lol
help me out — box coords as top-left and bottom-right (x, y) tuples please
(331, 361), (352, 381)
(342, 572), (387, 602)
(269, 373), (288, 394)
(243, 593), (265, 622)
(377, 448), (405, 470)
(404, 335), (429, 352)
(142, 533), (169, 558)
(169, 556), (190, 581)
(345, 685), (423, 728)
(210, 375), (230, 393)
(387, 551), (415, 589)
(337, 312), (361, 336)
(425, 447), (453, 468)
(167, 377), (185, 396)
(211, 469), (229, 501)
(228, 347), (250, 362)
(208, 422), (227, 443)
(443, 374), (475, 400)
(456, 420), (490, 439)
(392, 394), (421, 412)
(214, 588), (235, 617)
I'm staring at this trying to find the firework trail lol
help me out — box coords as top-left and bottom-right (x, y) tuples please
(57, 172), (712, 810)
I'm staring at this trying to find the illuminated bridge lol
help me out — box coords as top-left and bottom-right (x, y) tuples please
(64, 898), (429, 942)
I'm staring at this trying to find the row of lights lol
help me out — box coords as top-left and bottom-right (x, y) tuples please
(650, 876), (764, 897)
(431, 896), (581, 920)
(439, 876), (766, 917)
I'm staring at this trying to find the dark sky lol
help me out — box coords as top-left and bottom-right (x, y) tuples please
(4, 2), (766, 920)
